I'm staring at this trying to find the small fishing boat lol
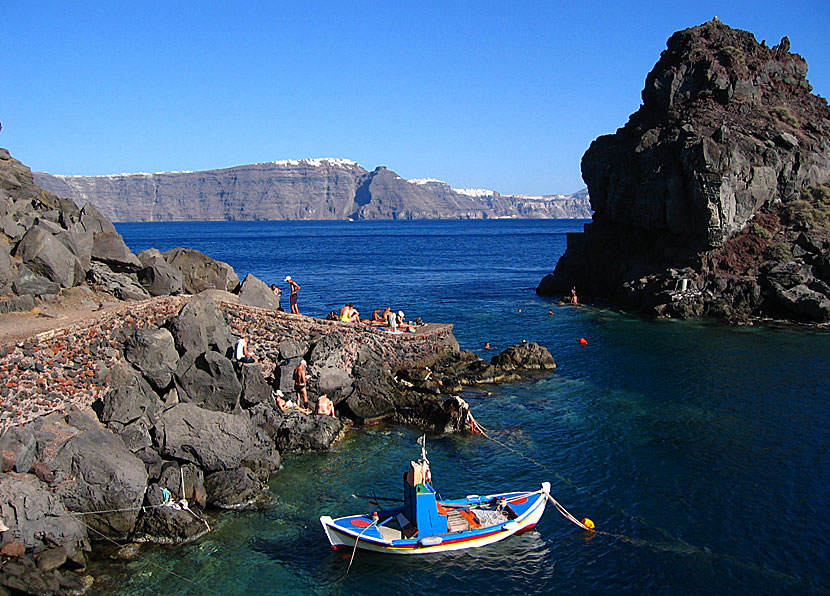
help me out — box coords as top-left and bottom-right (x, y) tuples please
(320, 437), (554, 555)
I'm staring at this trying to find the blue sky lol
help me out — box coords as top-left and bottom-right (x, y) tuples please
(2, 1), (828, 195)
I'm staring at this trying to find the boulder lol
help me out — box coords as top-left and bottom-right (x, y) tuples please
(237, 273), (281, 309)
(78, 202), (116, 235)
(32, 218), (62, 235)
(97, 361), (163, 430)
(156, 462), (206, 509)
(308, 331), (345, 369)
(343, 357), (398, 421)
(53, 421), (148, 539)
(11, 264), (60, 297)
(124, 327), (179, 391)
(166, 293), (235, 355)
(175, 350), (242, 412)
(205, 467), (267, 509)
(132, 484), (209, 544)
(238, 363), (272, 408)
(86, 261), (150, 301)
(13, 226), (83, 288)
(0, 294), (35, 314)
(772, 283), (830, 322)
(0, 426), (37, 473)
(314, 365), (353, 400)
(0, 215), (25, 241)
(0, 237), (13, 294)
(278, 338), (308, 360)
(91, 231), (142, 272)
(55, 224), (93, 270)
(490, 342), (557, 370)
(137, 248), (183, 296)
(392, 395), (478, 433)
(162, 247), (239, 294)
(153, 403), (280, 474)
(272, 411), (345, 453)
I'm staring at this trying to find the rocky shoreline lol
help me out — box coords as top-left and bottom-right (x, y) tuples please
(0, 291), (556, 595)
(0, 143), (561, 594)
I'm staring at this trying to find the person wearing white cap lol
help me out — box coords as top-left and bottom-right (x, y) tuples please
(285, 276), (301, 314)
(292, 359), (309, 406)
(274, 389), (311, 414)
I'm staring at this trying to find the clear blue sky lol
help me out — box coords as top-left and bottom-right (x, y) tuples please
(2, 1), (828, 195)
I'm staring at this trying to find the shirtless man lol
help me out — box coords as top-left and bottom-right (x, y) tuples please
(285, 276), (301, 314)
(293, 359), (309, 405)
(371, 309), (385, 323)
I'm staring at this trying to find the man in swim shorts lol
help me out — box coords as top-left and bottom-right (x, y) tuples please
(293, 359), (309, 405)
(286, 276), (301, 314)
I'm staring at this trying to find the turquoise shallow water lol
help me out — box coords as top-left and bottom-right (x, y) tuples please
(93, 220), (830, 595)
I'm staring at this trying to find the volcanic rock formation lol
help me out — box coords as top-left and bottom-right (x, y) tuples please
(538, 19), (830, 323)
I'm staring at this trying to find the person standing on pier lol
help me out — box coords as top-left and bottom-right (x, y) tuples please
(286, 276), (301, 314)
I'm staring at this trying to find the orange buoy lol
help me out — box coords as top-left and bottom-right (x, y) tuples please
(578, 338), (588, 345)
(582, 518), (595, 530)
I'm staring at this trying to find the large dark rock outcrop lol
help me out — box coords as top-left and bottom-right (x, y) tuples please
(53, 423), (148, 540)
(538, 20), (830, 323)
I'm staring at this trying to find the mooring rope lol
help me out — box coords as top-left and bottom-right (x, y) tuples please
(469, 412), (814, 590)
(346, 518), (378, 574)
(75, 519), (224, 596)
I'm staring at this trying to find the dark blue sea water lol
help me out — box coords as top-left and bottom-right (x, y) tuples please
(93, 220), (829, 595)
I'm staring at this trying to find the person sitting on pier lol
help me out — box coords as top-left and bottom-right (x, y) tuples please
(385, 307), (399, 331)
(371, 308), (385, 324)
(339, 303), (360, 323)
(316, 394), (335, 416)
(396, 311), (416, 332)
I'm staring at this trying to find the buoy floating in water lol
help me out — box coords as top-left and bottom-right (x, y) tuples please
(578, 338), (588, 345)
(582, 517), (596, 530)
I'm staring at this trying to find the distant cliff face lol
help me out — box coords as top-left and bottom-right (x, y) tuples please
(34, 160), (591, 222)
(539, 20), (830, 323)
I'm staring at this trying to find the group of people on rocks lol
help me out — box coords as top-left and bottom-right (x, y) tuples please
(232, 340), (335, 417)
(270, 276), (301, 314)
(324, 304), (421, 332)
(235, 275), (427, 419)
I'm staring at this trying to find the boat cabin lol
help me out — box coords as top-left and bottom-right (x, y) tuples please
(401, 459), (446, 537)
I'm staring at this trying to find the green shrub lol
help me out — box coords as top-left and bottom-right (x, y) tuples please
(771, 106), (799, 127)
(765, 242), (792, 261)
(748, 222), (772, 239)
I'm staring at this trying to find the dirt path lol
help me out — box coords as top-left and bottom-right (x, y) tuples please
(0, 290), (124, 348)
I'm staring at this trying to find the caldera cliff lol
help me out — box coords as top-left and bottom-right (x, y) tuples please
(538, 19), (830, 323)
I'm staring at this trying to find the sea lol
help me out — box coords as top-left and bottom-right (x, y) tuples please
(88, 219), (828, 595)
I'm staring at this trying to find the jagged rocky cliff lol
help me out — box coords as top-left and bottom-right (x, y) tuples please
(34, 160), (592, 222)
(538, 19), (830, 323)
